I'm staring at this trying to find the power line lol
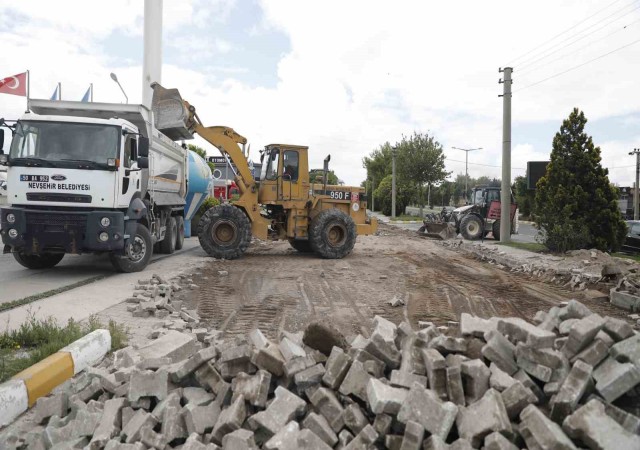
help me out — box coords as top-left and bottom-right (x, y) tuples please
(516, 0), (639, 69)
(507, 0), (626, 65)
(515, 37), (640, 92)
(445, 157), (526, 170)
(519, 16), (640, 76)
(518, 5), (640, 73)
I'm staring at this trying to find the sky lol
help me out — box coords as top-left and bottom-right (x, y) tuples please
(1, 0), (639, 187)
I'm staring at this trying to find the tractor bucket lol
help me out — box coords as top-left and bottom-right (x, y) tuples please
(419, 222), (457, 240)
(150, 82), (193, 140)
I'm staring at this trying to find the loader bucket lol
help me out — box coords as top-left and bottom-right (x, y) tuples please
(419, 222), (457, 240)
(150, 82), (193, 141)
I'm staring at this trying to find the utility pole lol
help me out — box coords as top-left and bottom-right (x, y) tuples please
(499, 67), (513, 243)
(391, 146), (397, 218)
(630, 148), (640, 220)
(371, 176), (375, 213)
(452, 146), (482, 204)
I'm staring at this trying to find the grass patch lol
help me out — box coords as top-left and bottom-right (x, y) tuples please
(495, 241), (547, 253)
(613, 252), (640, 262)
(390, 214), (422, 222)
(0, 275), (107, 313)
(0, 314), (127, 382)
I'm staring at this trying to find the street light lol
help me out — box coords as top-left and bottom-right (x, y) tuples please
(452, 146), (482, 204)
(110, 72), (129, 104)
(391, 146), (398, 219)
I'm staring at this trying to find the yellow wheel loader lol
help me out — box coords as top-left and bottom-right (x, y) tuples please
(151, 83), (377, 259)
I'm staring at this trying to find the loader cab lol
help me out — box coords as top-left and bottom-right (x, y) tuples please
(259, 144), (309, 203)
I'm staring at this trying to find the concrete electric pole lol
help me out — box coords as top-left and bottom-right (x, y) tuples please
(499, 67), (513, 243)
(391, 146), (397, 219)
(630, 148), (640, 220)
(452, 147), (482, 204)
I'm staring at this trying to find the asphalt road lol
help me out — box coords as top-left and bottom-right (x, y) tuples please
(0, 237), (201, 305)
(394, 220), (539, 243)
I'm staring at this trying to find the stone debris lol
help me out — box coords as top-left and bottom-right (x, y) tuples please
(2, 302), (640, 450)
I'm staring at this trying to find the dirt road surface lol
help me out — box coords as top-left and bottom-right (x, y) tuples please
(188, 224), (628, 341)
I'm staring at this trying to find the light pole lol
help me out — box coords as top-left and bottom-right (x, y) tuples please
(452, 146), (482, 204)
(391, 146), (397, 218)
(110, 72), (128, 104)
(630, 148), (640, 220)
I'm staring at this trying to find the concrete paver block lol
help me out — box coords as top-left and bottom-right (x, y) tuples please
(482, 330), (518, 375)
(231, 370), (271, 408)
(460, 359), (490, 404)
(322, 346), (352, 389)
(367, 378), (408, 414)
(397, 381), (458, 439)
(456, 389), (511, 447)
(519, 405), (576, 450)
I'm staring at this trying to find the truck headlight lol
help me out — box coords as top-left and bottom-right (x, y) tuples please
(98, 232), (109, 242)
(6, 213), (16, 223)
(8, 229), (18, 238)
(100, 217), (111, 227)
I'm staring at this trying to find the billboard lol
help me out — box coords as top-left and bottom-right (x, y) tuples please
(527, 161), (549, 190)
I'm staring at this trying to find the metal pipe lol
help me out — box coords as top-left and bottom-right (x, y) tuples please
(323, 154), (331, 193)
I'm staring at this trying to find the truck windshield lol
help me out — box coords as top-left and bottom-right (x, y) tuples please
(9, 120), (119, 169)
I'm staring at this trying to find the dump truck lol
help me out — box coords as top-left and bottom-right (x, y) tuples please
(0, 99), (210, 272)
(151, 83), (378, 259)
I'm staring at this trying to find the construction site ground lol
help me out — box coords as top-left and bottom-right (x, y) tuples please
(180, 222), (630, 342)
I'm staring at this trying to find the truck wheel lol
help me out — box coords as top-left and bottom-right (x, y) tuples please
(175, 216), (185, 250)
(460, 215), (483, 240)
(13, 252), (64, 269)
(109, 223), (153, 273)
(159, 217), (177, 254)
(309, 209), (357, 259)
(289, 239), (313, 253)
(198, 204), (251, 259)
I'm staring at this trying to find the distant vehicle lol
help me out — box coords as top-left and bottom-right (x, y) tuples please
(451, 186), (517, 241)
(622, 220), (640, 253)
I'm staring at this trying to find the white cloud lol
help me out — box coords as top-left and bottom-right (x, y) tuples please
(1, 0), (639, 187)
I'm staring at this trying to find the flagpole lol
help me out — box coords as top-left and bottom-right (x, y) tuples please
(26, 70), (30, 112)
(58, 82), (61, 101)
(90, 83), (93, 102)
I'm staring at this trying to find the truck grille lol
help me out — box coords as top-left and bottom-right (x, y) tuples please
(25, 212), (87, 228)
(27, 192), (92, 203)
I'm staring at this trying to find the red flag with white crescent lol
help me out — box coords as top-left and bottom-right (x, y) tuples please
(0, 72), (27, 97)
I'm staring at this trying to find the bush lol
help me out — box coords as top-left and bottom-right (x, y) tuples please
(535, 220), (591, 253)
(197, 196), (220, 216)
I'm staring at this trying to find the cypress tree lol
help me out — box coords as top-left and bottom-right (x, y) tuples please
(535, 108), (627, 252)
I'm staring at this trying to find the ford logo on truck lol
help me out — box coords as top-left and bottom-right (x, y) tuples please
(51, 174), (67, 181)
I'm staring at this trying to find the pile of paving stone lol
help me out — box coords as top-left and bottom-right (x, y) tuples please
(124, 273), (201, 323)
(2, 300), (640, 449)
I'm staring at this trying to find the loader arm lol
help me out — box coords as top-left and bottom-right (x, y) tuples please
(150, 82), (270, 239)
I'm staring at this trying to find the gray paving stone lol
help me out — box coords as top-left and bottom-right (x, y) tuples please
(422, 348), (448, 400)
(343, 403), (368, 435)
(367, 378), (408, 414)
(501, 381), (536, 420)
(460, 359), (490, 404)
(460, 313), (498, 338)
(484, 431), (519, 450)
(247, 387), (306, 440)
(550, 360), (593, 422)
(519, 405), (576, 450)
(482, 330), (518, 375)
(593, 357), (640, 402)
(456, 389), (511, 447)
(221, 429), (257, 450)
(128, 369), (169, 402)
(302, 412), (338, 447)
(322, 346), (352, 389)
(562, 314), (606, 359)
(309, 386), (345, 433)
(609, 333), (640, 366)
(497, 317), (556, 348)
(338, 360), (372, 402)
(231, 370), (271, 408)
(446, 365), (465, 406)
(397, 381), (458, 439)
(211, 395), (246, 444)
(563, 399), (640, 450)
(399, 420), (424, 450)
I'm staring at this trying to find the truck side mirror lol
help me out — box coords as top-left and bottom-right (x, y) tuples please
(0, 129), (4, 150)
(138, 156), (149, 169)
(138, 137), (150, 157)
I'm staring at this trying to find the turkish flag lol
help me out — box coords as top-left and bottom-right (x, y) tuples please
(0, 72), (27, 97)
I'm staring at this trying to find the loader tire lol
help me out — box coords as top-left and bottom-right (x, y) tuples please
(289, 239), (314, 253)
(109, 223), (153, 273)
(309, 209), (356, 259)
(198, 204), (251, 260)
(460, 215), (483, 240)
(175, 215), (185, 250)
(13, 252), (64, 270)
(159, 216), (177, 254)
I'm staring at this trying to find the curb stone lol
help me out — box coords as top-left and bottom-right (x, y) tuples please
(0, 328), (111, 427)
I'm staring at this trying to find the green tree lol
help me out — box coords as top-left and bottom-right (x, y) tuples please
(187, 144), (216, 172)
(362, 142), (394, 197)
(373, 174), (416, 216)
(513, 175), (535, 219)
(309, 169), (339, 185)
(396, 132), (450, 215)
(535, 108), (627, 252)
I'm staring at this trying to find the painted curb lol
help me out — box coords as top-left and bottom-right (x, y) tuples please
(0, 329), (111, 428)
